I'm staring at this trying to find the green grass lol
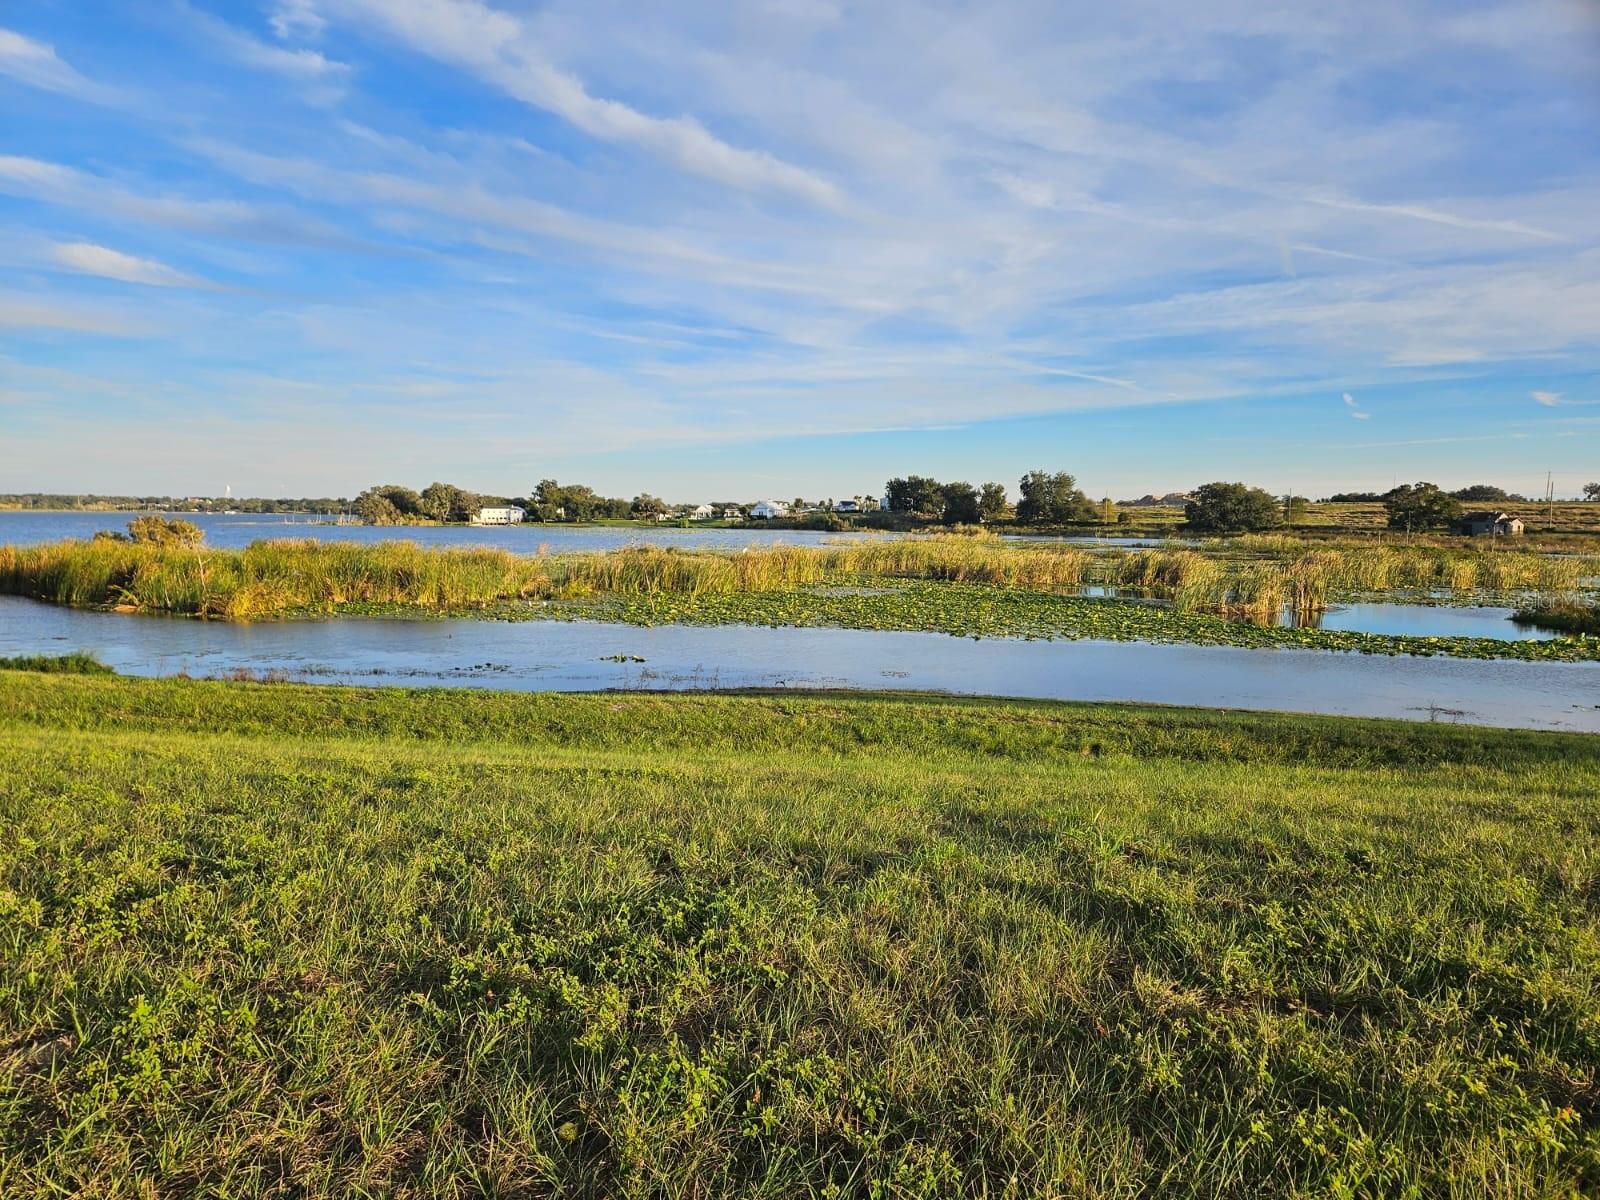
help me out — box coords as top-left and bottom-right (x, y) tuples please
(0, 653), (112, 675)
(2, 675), (1599, 1197)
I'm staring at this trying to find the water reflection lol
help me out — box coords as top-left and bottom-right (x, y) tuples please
(2, 597), (1595, 732)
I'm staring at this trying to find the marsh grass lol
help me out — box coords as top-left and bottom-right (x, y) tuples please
(1512, 600), (1600, 636)
(1103, 544), (1586, 622)
(0, 652), (111, 674)
(0, 538), (1092, 619)
(0, 536), (1587, 627)
(2, 676), (1598, 1197)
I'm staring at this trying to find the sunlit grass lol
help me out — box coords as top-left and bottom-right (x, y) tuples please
(1, 674), (1598, 1196)
(0, 536), (1589, 629)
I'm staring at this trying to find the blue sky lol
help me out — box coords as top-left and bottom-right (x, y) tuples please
(2, 0), (1597, 501)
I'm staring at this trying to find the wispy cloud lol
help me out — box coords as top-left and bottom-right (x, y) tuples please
(270, 0), (328, 41)
(3, 0), (1598, 493)
(186, 7), (349, 102)
(331, 0), (845, 209)
(1532, 390), (1563, 406)
(0, 27), (114, 101)
(0, 294), (147, 335)
(50, 241), (211, 288)
(0, 154), (348, 247)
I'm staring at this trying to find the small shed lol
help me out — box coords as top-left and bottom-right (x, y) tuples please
(1455, 511), (1524, 537)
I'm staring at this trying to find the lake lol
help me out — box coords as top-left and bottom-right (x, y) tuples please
(3, 596), (1595, 731)
(0, 511), (889, 552)
(1294, 601), (1556, 641)
(0, 511), (1190, 552)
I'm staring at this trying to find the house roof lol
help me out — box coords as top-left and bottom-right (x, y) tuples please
(1460, 511), (1514, 521)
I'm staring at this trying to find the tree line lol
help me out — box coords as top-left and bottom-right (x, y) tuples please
(0, 494), (348, 513)
(352, 481), (734, 525)
(883, 472), (1114, 525)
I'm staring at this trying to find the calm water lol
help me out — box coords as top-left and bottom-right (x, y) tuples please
(0, 511), (1185, 552)
(0, 511), (892, 552)
(3, 597), (1595, 731)
(1296, 602), (1556, 641)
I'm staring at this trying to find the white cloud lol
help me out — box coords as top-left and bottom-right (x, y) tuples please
(0, 295), (146, 334)
(270, 0), (327, 41)
(51, 242), (209, 288)
(6, 0), (1600, 477)
(0, 154), (345, 247)
(196, 10), (349, 101)
(328, 0), (845, 209)
(0, 27), (111, 99)
(1532, 390), (1563, 406)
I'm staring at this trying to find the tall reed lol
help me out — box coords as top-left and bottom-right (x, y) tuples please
(0, 534), (1585, 623)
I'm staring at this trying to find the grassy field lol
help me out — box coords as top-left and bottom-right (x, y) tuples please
(2, 671), (1599, 1197)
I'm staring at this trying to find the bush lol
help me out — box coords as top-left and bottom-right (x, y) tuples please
(1383, 482), (1463, 532)
(1184, 483), (1283, 532)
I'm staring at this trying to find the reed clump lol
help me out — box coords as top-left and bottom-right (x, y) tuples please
(0, 535), (1585, 623)
(1511, 600), (1600, 637)
(829, 537), (1091, 588)
(0, 536), (1095, 619)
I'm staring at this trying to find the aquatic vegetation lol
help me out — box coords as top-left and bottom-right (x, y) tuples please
(1512, 600), (1600, 636)
(0, 537), (1090, 617)
(1, 537), (1592, 664)
(0, 651), (112, 674)
(578, 579), (1600, 662)
(3, 674), (1599, 1195)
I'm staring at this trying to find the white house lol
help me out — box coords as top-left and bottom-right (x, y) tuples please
(689, 503), (716, 520)
(721, 506), (744, 520)
(473, 506), (526, 525)
(750, 500), (790, 520)
(834, 499), (860, 513)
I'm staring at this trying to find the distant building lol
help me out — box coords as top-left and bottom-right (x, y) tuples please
(878, 495), (891, 511)
(834, 499), (860, 513)
(1455, 511), (1524, 537)
(1123, 492), (1195, 507)
(689, 503), (716, 520)
(721, 506), (744, 520)
(473, 506), (526, 525)
(750, 500), (790, 519)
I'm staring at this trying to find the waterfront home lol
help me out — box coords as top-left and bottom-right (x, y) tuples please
(473, 506), (526, 525)
(721, 506), (743, 520)
(834, 499), (860, 513)
(1454, 511), (1525, 537)
(750, 500), (790, 519)
(690, 503), (716, 520)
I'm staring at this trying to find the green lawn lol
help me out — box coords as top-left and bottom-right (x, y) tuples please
(2, 673), (1598, 1197)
